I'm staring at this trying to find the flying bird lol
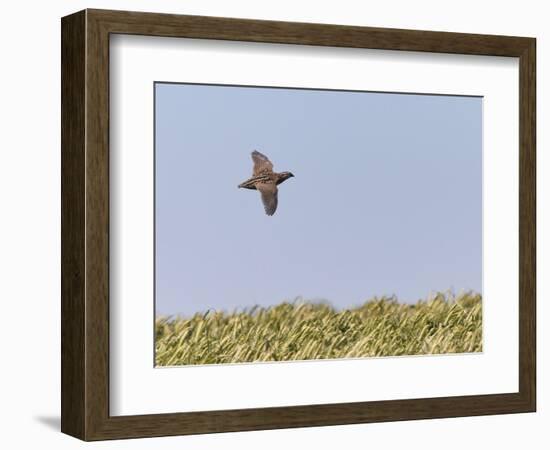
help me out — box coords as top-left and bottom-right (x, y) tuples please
(238, 150), (294, 216)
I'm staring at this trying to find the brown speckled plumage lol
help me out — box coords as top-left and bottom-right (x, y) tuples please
(238, 150), (294, 216)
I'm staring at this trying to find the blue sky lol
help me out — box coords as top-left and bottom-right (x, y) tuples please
(155, 83), (482, 316)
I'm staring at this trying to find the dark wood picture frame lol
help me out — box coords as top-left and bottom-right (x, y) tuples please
(61, 8), (536, 441)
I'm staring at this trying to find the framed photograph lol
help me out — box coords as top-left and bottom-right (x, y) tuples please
(61, 9), (536, 441)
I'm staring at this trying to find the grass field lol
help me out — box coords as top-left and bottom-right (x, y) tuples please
(155, 292), (482, 366)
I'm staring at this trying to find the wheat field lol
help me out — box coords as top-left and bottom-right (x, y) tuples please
(155, 292), (482, 366)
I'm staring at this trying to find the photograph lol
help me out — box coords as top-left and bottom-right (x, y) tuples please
(154, 82), (483, 366)
(52, 4), (537, 443)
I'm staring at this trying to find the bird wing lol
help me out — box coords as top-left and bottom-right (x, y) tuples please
(256, 182), (278, 216)
(251, 150), (274, 176)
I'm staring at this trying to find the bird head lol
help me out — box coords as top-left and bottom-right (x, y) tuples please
(277, 171), (294, 185)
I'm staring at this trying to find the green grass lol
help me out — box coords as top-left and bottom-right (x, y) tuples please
(155, 292), (482, 366)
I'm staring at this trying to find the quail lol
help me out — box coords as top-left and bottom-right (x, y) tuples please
(238, 150), (294, 216)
